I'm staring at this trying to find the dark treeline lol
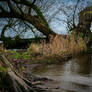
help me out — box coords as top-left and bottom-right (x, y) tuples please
(0, 37), (46, 49)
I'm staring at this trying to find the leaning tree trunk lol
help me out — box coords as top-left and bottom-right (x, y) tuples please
(23, 14), (56, 38)
(0, 54), (44, 92)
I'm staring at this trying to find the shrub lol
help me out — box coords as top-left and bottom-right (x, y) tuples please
(8, 50), (30, 60)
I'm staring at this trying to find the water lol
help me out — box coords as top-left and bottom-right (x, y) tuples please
(32, 52), (92, 92)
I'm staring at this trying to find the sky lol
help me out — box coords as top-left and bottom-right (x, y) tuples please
(3, 0), (92, 38)
(4, 0), (74, 38)
(23, 0), (75, 38)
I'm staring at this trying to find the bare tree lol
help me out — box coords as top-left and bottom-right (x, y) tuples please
(0, 0), (56, 40)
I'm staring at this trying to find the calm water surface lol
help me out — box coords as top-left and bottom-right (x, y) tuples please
(32, 52), (92, 92)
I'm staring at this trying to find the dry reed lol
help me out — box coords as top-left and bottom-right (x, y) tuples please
(27, 34), (87, 57)
(42, 34), (87, 56)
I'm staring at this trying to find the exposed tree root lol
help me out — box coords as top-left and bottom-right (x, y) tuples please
(0, 54), (45, 92)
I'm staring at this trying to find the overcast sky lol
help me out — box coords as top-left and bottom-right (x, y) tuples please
(23, 0), (75, 38)
(3, 0), (92, 38)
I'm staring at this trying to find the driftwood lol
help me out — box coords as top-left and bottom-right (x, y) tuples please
(0, 54), (45, 92)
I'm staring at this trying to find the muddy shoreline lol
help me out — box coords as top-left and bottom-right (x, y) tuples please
(23, 63), (64, 92)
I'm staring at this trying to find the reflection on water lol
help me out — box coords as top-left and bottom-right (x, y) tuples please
(32, 52), (92, 92)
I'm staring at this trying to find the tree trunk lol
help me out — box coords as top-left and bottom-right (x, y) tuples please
(73, 6), (92, 40)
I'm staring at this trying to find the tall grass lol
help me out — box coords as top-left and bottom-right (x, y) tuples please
(42, 35), (87, 56)
(27, 34), (87, 58)
(6, 34), (87, 63)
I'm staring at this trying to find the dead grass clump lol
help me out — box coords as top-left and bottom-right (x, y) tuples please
(27, 43), (42, 56)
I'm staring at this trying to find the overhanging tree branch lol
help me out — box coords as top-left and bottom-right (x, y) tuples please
(0, 0), (57, 37)
(12, 0), (49, 26)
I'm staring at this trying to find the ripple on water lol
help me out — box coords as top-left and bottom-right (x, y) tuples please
(32, 54), (92, 92)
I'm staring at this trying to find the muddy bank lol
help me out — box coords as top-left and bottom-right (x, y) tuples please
(23, 63), (64, 92)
